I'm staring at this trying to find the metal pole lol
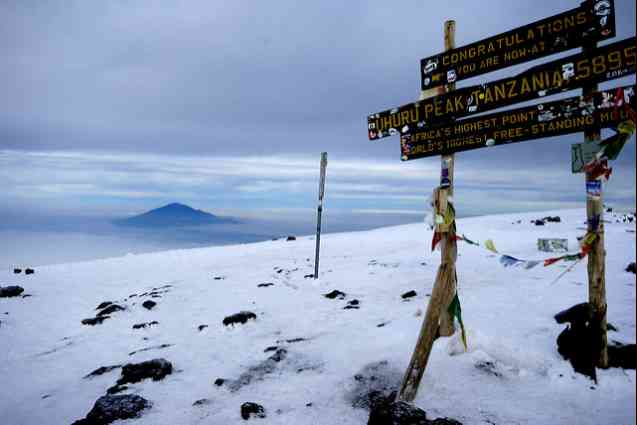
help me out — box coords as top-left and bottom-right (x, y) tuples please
(314, 152), (328, 279)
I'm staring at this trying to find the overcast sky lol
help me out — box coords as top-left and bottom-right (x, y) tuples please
(1, 0), (635, 224)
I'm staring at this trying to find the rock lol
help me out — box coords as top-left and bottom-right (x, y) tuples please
(608, 342), (637, 369)
(533, 220), (545, 226)
(0, 285), (25, 298)
(96, 304), (125, 317)
(117, 358), (173, 385)
(264, 346), (279, 352)
(367, 397), (463, 425)
(132, 321), (159, 330)
(83, 365), (122, 379)
(554, 302), (592, 326)
(223, 311), (257, 326)
(213, 276), (225, 280)
(544, 216), (561, 223)
(304, 274), (314, 279)
(73, 394), (151, 425)
(81, 316), (110, 326)
(95, 301), (113, 310)
(348, 361), (402, 410)
(142, 300), (157, 310)
(193, 398), (213, 407)
(367, 399), (428, 425)
(626, 262), (636, 274)
(198, 324), (208, 331)
(324, 290), (346, 300)
(401, 290), (417, 300)
(257, 282), (274, 288)
(241, 402), (266, 420)
(128, 343), (172, 356)
(25, 268), (35, 275)
(607, 322), (618, 332)
(286, 236), (296, 241)
(13, 268), (21, 274)
(214, 378), (225, 386)
(106, 385), (129, 395)
(344, 299), (360, 310)
(226, 349), (287, 392)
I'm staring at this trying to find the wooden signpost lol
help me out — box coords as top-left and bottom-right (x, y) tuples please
(420, 0), (616, 89)
(366, 0), (634, 403)
(368, 36), (636, 141)
(401, 85), (635, 160)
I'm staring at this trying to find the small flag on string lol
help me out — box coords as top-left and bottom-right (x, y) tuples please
(448, 293), (467, 351)
(485, 239), (498, 254)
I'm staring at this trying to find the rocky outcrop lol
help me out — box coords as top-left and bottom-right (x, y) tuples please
(0, 285), (24, 298)
(72, 394), (151, 425)
(223, 311), (257, 326)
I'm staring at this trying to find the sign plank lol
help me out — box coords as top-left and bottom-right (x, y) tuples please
(399, 85), (635, 160)
(368, 37), (636, 140)
(421, 0), (616, 89)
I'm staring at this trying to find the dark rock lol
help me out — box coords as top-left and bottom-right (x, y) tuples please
(324, 290), (346, 300)
(128, 343), (172, 356)
(25, 268), (35, 275)
(626, 262), (636, 274)
(257, 283), (274, 288)
(401, 290), (417, 300)
(117, 358), (173, 385)
(286, 236), (296, 241)
(278, 337), (305, 344)
(22, 294), (32, 298)
(226, 349), (288, 392)
(96, 301), (113, 310)
(0, 285), (25, 298)
(13, 268), (21, 274)
(533, 220), (545, 226)
(223, 311), (257, 326)
(344, 299), (360, 310)
(377, 322), (388, 328)
(198, 324), (208, 331)
(556, 323), (597, 381)
(213, 276), (225, 280)
(367, 397), (463, 425)
(97, 304), (125, 317)
(214, 378), (225, 386)
(608, 342), (637, 369)
(73, 394), (151, 425)
(142, 300), (157, 310)
(349, 361), (402, 410)
(607, 323), (618, 332)
(82, 316), (110, 326)
(132, 321), (159, 330)
(106, 385), (129, 395)
(241, 402), (266, 420)
(193, 398), (212, 407)
(474, 360), (502, 378)
(367, 399), (428, 425)
(304, 274), (314, 279)
(554, 303), (593, 326)
(544, 216), (562, 223)
(84, 365), (122, 379)
(264, 346), (279, 353)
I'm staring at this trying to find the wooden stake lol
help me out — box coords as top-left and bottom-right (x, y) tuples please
(583, 40), (608, 369)
(397, 20), (457, 403)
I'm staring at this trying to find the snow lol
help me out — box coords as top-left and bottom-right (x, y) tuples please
(1, 209), (635, 425)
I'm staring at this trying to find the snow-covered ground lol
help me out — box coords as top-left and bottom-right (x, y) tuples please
(1, 209), (635, 425)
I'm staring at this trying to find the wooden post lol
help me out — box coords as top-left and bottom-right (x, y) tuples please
(583, 40), (608, 369)
(314, 152), (328, 279)
(397, 20), (457, 403)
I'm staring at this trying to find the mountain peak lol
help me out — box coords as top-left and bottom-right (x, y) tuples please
(114, 203), (236, 227)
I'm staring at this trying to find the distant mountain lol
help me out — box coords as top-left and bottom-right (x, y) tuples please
(114, 203), (237, 227)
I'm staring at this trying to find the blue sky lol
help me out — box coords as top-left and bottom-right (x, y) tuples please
(1, 0), (635, 226)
